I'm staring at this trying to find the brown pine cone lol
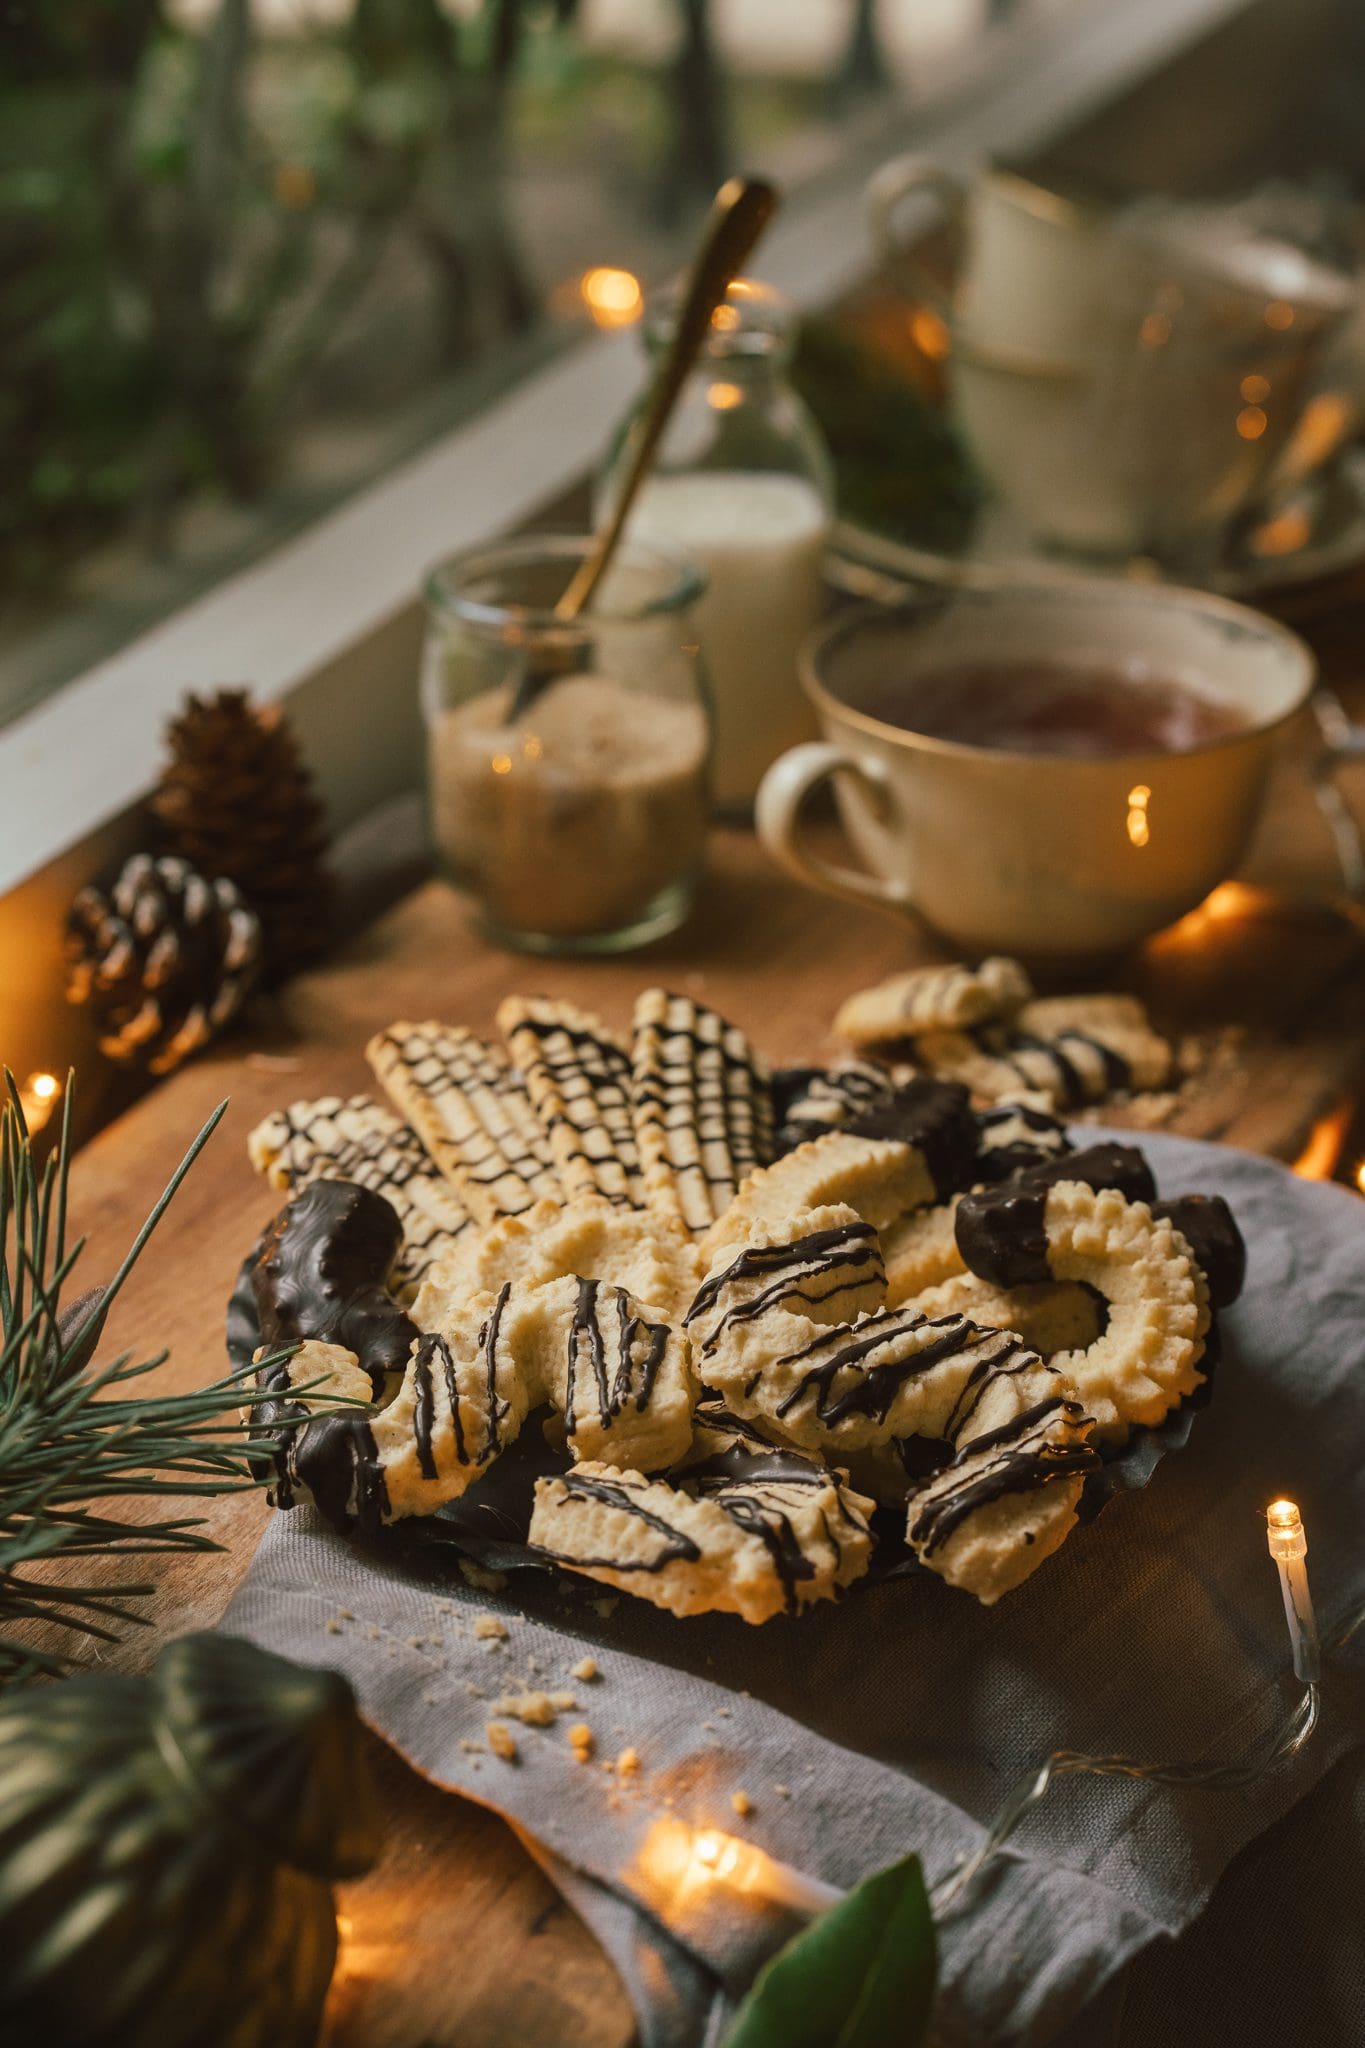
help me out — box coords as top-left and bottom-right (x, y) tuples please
(65, 854), (262, 1076)
(150, 688), (332, 980)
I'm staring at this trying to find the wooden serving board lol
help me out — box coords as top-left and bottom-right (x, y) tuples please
(55, 785), (1365, 2044)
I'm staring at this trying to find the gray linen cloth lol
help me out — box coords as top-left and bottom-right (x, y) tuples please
(224, 1132), (1365, 2045)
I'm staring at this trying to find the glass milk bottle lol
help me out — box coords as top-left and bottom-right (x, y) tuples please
(599, 280), (834, 814)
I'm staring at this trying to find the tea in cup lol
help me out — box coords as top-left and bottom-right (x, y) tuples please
(755, 580), (1315, 962)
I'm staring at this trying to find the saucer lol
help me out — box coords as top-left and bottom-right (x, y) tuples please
(828, 448), (1365, 605)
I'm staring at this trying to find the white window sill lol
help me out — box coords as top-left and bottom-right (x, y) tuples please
(0, 0), (1249, 903)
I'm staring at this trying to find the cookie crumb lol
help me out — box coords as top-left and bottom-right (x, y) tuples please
(731, 1790), (754, 1818)
(549, 1690), (577, 1712)
(336, 1607), (354, 1621)
(405, 1634), (424, 1650)
(567, 1722), (595, 1762)
(460, 1559), (509, 1594)
(591, 1597), (619, 1620)
(572, 1656), (598, 1682)
(458, 1738), (484, 1754)
(494, 1689), (558, 1726)
(773, 1783), (791, 1799)
(616, 1746), (640, 1777)
(474, 1615), (507, 1641)
(486, 1721), (518, 1762)
(325, 1618), (343, 1635)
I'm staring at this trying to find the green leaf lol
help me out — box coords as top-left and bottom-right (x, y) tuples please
(723, 1852), (937, 2048)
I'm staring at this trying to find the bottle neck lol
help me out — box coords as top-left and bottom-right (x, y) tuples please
(642, 281), (797, 382)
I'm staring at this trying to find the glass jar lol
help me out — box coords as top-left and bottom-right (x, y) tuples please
(599, 279), (835, 815)
(421, 533), (712, 953)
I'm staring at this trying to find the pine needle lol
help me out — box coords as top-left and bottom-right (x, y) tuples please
(0, 1072), (277, 1686)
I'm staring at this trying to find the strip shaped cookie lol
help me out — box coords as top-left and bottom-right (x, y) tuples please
(529, 1453), (875, 1624)
(498, 997), (641, 1210)
(902, 1364), (1097, 1603)
(262, 1274), (697, 1532)
(631, 988), (774, 1231)
(917, 995), (1171, 1111)
(835, 957), (1033, 1048)
(955, 1176), (1208, 1440)
(247, 1092), (471, 1295)
(368, 1020), (561, 1223)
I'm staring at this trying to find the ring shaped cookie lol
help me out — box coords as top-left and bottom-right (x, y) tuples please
(955, 1177), (1209, 1442)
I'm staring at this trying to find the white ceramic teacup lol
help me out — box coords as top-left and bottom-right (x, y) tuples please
(867, 158), (1355, 560)
(755, 582), (1315, 963)
(866, 158), (1115, 370)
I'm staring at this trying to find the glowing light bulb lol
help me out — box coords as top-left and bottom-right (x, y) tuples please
(18, 1071), (62, 1134)
(1266, 1497), (1319, 1681)
(579, 266), (643, 328)
(1126, 784), (1151, 848)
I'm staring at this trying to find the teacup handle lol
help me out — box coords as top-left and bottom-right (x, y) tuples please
(756, 743), (913, 914)
(865, 154), (965, 318)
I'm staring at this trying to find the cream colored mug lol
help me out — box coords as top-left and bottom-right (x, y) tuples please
(755, 582), (1316, 962)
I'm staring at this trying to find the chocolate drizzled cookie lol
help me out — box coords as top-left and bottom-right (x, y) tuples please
(630, 988), (773, 1231)
(499, 997), (642, 1210)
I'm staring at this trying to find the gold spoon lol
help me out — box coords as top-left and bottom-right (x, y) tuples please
(510, 173), (779, 715)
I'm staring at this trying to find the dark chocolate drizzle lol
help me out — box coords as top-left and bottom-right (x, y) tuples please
(563, 1277), (671, 1437)
(908, 1396), (1097, 1554)
(536, 1471), (702, 1573)
(1152, 1194), (1246, 1309)
(774, 1310), (1025, 1428)
(696, 1480), (818, 1614)
(976, 1025), (1134, 1108)
(504, 1014), (639, 1201)
(844, 1077), (978, 1197)
(249, 1179), (417, 1393)
(684, 1222), (882, 1351)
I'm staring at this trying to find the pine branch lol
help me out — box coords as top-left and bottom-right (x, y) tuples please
(0, 1073), (282, 1685)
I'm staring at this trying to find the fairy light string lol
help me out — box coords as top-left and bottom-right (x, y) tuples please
(933, 1499), (1362, 1915)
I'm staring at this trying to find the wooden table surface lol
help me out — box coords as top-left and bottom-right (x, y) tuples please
(58, 679), (1365, 2043)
